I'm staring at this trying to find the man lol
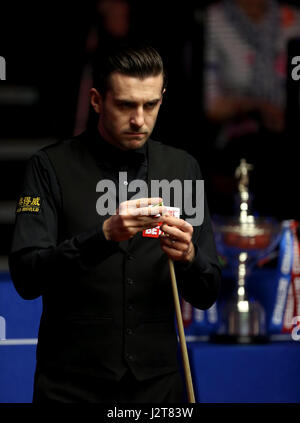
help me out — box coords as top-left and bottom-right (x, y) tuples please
(9, 45), (221, 403)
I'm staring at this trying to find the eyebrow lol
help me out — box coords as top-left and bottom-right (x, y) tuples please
(115, 98), (161, 104)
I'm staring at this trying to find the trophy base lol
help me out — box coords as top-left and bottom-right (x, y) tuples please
(210, 333), (269, 344)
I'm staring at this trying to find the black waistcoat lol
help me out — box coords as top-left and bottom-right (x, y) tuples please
(37, 131), (191, 381)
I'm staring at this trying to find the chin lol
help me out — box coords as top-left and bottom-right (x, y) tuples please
(122, 137), (147, 150)
(125, 141), (143, 150)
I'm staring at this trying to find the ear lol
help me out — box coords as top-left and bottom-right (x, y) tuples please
(159, 88), (166, 104)
(90, 88), (103, 114)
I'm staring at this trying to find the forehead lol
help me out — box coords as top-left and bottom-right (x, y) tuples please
(107, 71), (164, 100)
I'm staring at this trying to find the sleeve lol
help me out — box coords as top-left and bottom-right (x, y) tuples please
(174, 154), (221, 310)
(8, 150), (119, 300)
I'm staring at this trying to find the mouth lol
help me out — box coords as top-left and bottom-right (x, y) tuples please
(124, 132), (147, 136)
(125, 131), (147, 137)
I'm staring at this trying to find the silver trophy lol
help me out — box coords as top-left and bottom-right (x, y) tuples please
(212, 159), (281, 343)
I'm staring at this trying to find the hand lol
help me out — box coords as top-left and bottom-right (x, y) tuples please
(159, 214), (195, 263)
(102, 198), (165, 242)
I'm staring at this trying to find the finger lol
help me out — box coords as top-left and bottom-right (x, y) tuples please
(160, 243), (184, 260)
(142, 197), (163, 207)
(124, 197), (163, 208)
(119, 198), (163, 215)
(122, 214), (161, 222)
(160, 224), (190, 243)
(160, 237), (187, 251)
(160, 215), (193, 233)
(122, 218), (162, 229)
(135, 216), (162, 226)
(131, 205), (166, 216)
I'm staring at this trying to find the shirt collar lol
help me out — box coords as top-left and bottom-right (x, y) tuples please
(84, 127), (147, 167)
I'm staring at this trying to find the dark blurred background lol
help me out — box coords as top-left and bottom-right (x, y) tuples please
(1, 0), (300, 264)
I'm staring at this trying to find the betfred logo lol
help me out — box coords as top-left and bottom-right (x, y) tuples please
(143, 224), (163, 238)
(142, 206), (180, 238)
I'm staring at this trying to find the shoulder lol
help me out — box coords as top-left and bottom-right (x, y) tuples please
(148, 138), (201, 176)
(26, 134), (80, 162)
(41, 133), (83, 157)
(28, 133), (90, 172)
(21, 134), (84, 184)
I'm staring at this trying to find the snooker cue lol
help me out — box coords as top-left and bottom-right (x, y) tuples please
(168, 258), (196, 403)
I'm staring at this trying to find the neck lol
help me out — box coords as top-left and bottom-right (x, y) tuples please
(97, 123), (126, 152)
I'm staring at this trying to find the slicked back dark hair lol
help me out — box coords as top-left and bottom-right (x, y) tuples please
(92, 44), (167, 96)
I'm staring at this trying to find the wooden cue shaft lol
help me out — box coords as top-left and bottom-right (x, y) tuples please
(168, 258), (196, 403)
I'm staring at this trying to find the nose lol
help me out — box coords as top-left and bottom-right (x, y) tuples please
(130, 106), (144, 128)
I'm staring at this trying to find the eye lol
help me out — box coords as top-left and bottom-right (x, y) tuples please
(145, 101), (159, 109)
(117, 101), (134, 109)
